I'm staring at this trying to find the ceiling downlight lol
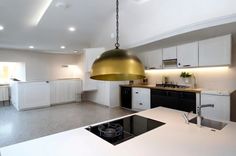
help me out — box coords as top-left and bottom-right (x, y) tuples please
(0, 25), (4, 31)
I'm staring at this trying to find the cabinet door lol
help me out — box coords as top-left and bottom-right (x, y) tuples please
(146, 49), (163, 69)
(50, 81), (56, 104)
(201, 93), (230, 121)
(162, 46), (177, 60)
(179, 92), (196, 113)
(0, 86), (9, 101)
(199, 35), (231, 67)
(18, 82), (50, 110)
(151, 89), (179, 110)
(177, 42), (198, 68)
(132, 88), (150, 111)
(67, 80), (76, 102)
(121, 87), (132, 109)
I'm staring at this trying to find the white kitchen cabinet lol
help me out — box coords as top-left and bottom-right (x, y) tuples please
(10, 81), (50, 111)
(137, 49), (163, 69)
(177, 42), (198, 68)
(199, 34), (231, 67)
(132, 88), (150, 111)
(162, 46), (177, 60)
(201, 92), (230, 121)
(50, 79), (82, 105)
(0, 85), (9, 102)
(146, 49), (163, 69)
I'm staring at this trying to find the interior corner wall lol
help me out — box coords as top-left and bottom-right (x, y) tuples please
(0, 49), (81, 81)
(83, 81), (111, 107)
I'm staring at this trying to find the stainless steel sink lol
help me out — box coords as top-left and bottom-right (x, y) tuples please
(189, 117), (227, 130)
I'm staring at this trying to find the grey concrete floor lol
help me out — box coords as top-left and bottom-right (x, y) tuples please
(0, 102), (133, 147)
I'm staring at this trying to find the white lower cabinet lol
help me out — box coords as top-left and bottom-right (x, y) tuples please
(10, 81), (50, 111)
(201, 92), (230, 121)
(132, 88), (150, 111)
(50, 79), (82, 105)
(0, 85), (9, 102)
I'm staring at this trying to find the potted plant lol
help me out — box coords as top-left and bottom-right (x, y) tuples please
(180, 72), (192, 84)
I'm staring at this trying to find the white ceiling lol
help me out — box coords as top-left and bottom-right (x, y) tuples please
(1, 0), (236, 54)
(0, 0), (119, 53)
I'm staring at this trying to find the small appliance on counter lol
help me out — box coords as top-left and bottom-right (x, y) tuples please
(129, 80), (134, 85)
(129, 77), (148, 85)
(86, 115), (165, 145)
(142, 77), (148, 85)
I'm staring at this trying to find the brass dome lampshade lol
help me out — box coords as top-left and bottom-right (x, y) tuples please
(90, 0), (145, 81)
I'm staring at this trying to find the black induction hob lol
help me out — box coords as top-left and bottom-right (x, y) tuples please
(86, 115), (165, 145)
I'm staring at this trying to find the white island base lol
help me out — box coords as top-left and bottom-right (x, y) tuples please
(1, 107), (236, 156)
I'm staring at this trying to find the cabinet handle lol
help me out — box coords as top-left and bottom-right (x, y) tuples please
(149, 67), (156, 69)
(139, 103), (143, 105)
(183, 65), (191, 67)
(178, 63), (181, 66)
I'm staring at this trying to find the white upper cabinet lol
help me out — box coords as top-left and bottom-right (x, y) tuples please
(162, 46), (177, 60)
(199, 35), (232, 67)
(146, 49), (163, 69)
(138, 49), (163, 69)
(177, 42), (199, 68)
(84, 48), (105, 72)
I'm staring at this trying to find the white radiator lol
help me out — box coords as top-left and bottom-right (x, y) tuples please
(0, 85), (9, 101)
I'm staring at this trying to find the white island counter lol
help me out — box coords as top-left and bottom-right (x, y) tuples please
(1, 107), (236, 156)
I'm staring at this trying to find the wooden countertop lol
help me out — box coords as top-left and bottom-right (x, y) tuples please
(120, 84), (202, 93)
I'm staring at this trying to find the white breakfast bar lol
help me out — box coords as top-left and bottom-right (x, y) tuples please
(1, 107), (236, 156)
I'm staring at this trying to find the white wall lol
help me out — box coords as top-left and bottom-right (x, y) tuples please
(91, 0), (236, 48)
(84, 81), (110, 106)
(0, 49), (81, 81)
(140, 43), (236, 92)
(84, 81), (127, 108)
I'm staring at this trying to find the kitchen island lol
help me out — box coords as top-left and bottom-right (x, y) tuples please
(1, 107), (236, 156)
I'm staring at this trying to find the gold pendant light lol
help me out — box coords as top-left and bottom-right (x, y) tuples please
(90, 0), (145, 81)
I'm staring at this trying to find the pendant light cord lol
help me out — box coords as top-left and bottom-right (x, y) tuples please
(115, 0), (120, 49)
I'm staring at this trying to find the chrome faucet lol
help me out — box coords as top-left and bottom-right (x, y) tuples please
(197, 104), (214, 127)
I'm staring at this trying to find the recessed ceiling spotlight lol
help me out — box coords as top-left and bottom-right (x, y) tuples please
(29, 46), (34, 49)
(60, 45), (66, 49)
(0, 25), (4, 31)
(68, 27), (76, 32)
